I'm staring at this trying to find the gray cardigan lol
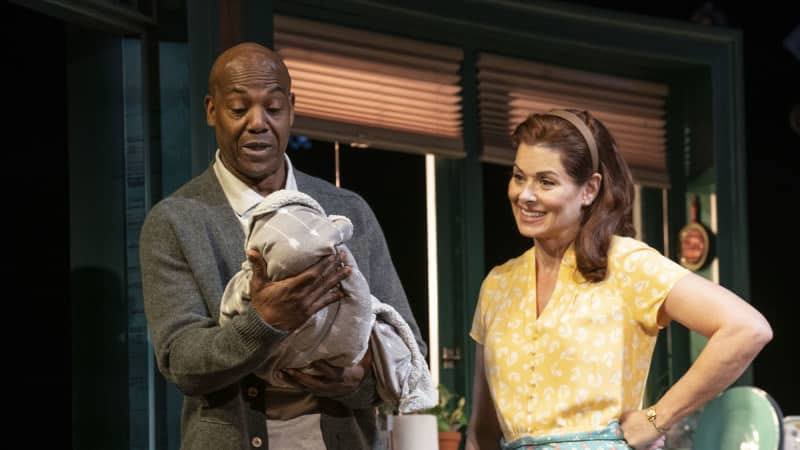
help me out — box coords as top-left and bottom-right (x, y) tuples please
(139, 166), (425, 450)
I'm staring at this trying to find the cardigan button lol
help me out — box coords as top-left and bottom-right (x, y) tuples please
(251, 437), (263, 448)
(247, 386), (259, 398)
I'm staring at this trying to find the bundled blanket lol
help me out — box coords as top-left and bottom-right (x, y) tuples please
(220, 190), (435, 413)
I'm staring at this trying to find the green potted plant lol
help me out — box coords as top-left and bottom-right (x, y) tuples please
(425, 384), (467, 450)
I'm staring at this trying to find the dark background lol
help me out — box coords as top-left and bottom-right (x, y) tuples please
(6, 3), (70, 441)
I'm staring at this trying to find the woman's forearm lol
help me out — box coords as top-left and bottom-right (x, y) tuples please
(652, 321), (772, 430)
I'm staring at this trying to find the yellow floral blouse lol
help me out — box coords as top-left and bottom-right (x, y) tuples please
(470, 236), (689, 441)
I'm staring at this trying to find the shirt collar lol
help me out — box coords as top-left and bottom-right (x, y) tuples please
(532, 242), (578, 268)
(212, 150), (298, 217)
(530, 242), (583, 282)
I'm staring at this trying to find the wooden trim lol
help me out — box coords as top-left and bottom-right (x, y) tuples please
(712, 37), (750, 299)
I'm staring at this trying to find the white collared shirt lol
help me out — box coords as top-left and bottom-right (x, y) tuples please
(212, 149), (298, 235)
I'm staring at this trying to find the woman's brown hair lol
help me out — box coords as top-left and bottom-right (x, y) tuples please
(511, 109), (636, 282)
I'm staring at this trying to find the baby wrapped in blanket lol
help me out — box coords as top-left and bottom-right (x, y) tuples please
(220, 190), (435, 413)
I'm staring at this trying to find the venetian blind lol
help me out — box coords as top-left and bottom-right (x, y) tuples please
(274, 15), (464, 157)
(477, 53), (670, 187)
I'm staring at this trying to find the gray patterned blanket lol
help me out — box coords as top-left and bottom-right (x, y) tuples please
(220, 190), (435, 413)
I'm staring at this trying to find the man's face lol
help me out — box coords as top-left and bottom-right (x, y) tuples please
(205, 52), (294, 194)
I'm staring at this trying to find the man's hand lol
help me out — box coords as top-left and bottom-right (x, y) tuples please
(247, 249), (351, 331)
(282, 347), (373, 398)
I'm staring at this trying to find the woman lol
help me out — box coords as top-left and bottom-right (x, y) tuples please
(466, 109), (772, 450)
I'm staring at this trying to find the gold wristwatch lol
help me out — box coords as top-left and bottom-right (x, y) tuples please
(645, 407), (670, 433)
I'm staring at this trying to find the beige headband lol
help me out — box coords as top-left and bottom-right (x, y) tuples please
(545, 109), (599, 173)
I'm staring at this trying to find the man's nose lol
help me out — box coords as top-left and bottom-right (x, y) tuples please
(247, 107), (268, 133)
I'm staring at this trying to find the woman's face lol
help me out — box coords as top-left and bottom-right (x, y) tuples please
(508, 143), (594, 242)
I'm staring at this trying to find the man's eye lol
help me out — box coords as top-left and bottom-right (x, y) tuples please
(267, 102), (285, 114)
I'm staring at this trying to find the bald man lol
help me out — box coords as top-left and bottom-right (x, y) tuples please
(140, 42), (425, 450)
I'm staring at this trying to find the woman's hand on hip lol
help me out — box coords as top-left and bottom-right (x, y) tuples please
(619, 409), (666, 450)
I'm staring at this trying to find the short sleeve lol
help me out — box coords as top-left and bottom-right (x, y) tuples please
(469, 276), (491, 345)
(616, 245), (689, 333)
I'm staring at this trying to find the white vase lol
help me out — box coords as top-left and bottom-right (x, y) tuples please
(390, 414), (439, 450)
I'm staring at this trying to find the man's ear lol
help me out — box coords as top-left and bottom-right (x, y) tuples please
(289, 92), (295, 128)
(205, 94), (216, 126)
